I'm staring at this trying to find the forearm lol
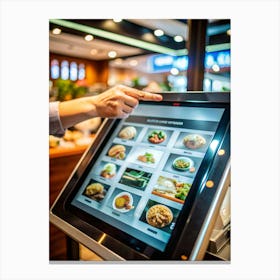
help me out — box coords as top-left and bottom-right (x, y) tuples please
(56, 85), (162, 130)
(58, 97), (98, 129)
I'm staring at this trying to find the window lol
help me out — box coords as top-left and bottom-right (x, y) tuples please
(78, 63), (85, 80)
(70, 62), (78, 81)
(61, 60), (69, 80)
(50, 59), (59, 79)
(50, 59), (86, 81)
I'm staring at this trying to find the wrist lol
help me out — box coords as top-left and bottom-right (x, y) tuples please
(83, 96), (98, 118)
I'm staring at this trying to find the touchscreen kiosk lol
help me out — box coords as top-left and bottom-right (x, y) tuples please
(50, 93), (230, 261)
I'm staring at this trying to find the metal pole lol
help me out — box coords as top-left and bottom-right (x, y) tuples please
(187, 19), (207, 91)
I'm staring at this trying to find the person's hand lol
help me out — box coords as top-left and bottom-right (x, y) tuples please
(89, 84), (163, 118)
(58, 85), (163, 130)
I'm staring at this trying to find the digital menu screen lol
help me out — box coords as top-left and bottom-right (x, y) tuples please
(71, 104), (225, 252)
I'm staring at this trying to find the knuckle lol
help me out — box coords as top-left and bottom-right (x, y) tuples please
(114, 90), (124, 99)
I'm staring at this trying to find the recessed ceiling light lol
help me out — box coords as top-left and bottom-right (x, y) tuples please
(113, 19), (122, 23)
(174, 35), (183, 42)
(154, 29), (164, 37)
(84, 34), (94, 41)
(129, 60), (138, 67)
(108, 51), (117, 58)
(114, 58), (123, 65)
(170, 68), (179, 75)
(212, 64), (220, 72)
(90, 49), (98, 55)
(52, 28), (61, 35)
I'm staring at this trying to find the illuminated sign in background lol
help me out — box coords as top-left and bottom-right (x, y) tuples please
(148, 50), (231, 73)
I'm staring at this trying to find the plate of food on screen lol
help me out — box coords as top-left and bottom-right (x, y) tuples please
(146, 204), (173, 228)
(148, 130), (167, 144)
(183, 134), (206, 149)
(118, 126), (137, 140)
(107, 144), (126, 160)
(172, 156), (194, 171)
(152, 176), (192, 203)
(84, 182), (107, 202)
(112, 192), (134, 213)
(100, 163), (117, 179)
(137, 152), (156, 164)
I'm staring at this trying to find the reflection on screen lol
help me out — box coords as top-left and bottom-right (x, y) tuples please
(71, 104), (225, 252)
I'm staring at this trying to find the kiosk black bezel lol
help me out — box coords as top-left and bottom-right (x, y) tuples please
(50, 96), (230, 260)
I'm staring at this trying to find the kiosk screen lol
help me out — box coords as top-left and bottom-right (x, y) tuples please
(70, 103), (225, 252)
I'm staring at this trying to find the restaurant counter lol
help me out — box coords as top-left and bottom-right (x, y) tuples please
(49, 135), (95, 260)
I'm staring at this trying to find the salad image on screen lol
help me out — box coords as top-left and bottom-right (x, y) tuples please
(172, 156), (194, 171)
(148, 130), (167, 144)
(164, 153), (200, 177)
(119, 168), (152, 190)
(152, 176), (192, 203)
(126, 147), (164, 168)
(99, 162), (119, 179)
(142, 128), (173, 146)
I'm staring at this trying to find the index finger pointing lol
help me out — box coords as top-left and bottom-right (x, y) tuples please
(122, 87), (163, 101)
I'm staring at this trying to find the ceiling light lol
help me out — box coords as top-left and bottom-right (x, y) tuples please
(174, 35), (183, 42)
(212, 64), (220, 72)
(170, 68), (179, 75)
(129, 60), (138, 67)
(113, 19), (122, 23)
(154, 29), (164, 37)
(84, 34), (94, 41)
(52, 28), (61, 35)
(108, 51), (117, 58)
(114, 58), (123, 65)
(90, 49), (97, 55)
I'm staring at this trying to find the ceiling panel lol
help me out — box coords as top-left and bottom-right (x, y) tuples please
(49, 32), (145, 60)
(49, 19), (230, 61)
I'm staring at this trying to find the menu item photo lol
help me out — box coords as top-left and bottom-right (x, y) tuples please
(112, 192), (134, 212)
(137, 152), (155, 164)
(118, 126), (137, 140)
(148, 130), (167, 144)
(107, 144), (127, 160)
(100, 163), (117, 179)
(119, 168), (152, 190)
(152, 176), (192, 203)
(173, 132), (212, 153)
(183, 134), (206, 149)
(83, 180), (110, 202)
(164, 153), (201, 177)
(126, 147), (164, 168)
(146, 204), (173, 228)
(172, 157), (194, 171)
